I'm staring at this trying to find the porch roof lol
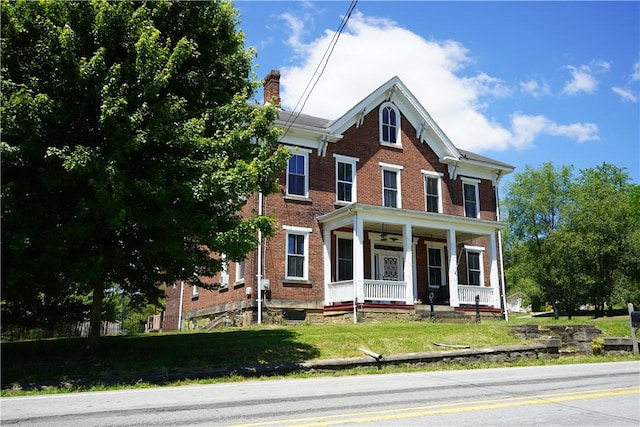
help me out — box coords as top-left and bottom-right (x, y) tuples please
(317, 203), (507, 238)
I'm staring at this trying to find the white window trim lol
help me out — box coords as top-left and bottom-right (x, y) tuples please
(234, 260), (245, 285)
(422, 170), (443, 213)
(334, 231), (354, 282)
(379, 162), (403, 208)
(379, 102), (402, 148)
(461, 177), (481, 218)
(283, 225), (313, 280)
(285, 147), (312, 199)
(464, 245), (485, 286)
(192, 284), (199, 298)
(219, 255), (229, 289)
(425, 242), (447, 289)
(334, 154), (359, 205)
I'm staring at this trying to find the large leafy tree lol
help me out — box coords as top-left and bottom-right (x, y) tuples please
(1, 0), (288, 346)
(503, 162), (574, 318)
(503, 162), (639, 317)
(563, 164), (637, 315)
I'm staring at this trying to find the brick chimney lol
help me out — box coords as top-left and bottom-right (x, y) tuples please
(263, 70), (281, 105)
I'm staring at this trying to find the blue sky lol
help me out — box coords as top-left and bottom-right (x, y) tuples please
(235, 1), (639, 187)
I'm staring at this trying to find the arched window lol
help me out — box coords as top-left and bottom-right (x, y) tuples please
(379, 103), (401, 145)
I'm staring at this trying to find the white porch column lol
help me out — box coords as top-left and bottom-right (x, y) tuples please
(353, 214), (365, 304)
(487, 232), (501, 308)
(447, 229), (460, 307)
(323, 226), (331, 306)
(403, 224), (415, 305)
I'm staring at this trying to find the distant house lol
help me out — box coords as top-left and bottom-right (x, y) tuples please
(163, 70), (514, 329)
(507, 292), (531, 313)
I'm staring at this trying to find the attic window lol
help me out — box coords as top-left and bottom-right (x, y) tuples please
(379, 102), (401, 147)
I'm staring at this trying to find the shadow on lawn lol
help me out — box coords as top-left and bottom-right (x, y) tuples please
(1, 329), (320, 391)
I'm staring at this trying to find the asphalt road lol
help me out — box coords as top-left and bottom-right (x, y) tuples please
(2, 361), (639, 426)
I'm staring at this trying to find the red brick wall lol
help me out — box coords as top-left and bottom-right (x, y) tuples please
(168, 100), (501, 317)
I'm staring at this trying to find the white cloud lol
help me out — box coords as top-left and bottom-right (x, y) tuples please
(278, 11), (599, 152)
(511, 113), (599, 148)
(547, 122), (599, 143)
(562, 65), (598, 95)
(519, 79), (551, 99)
(562, 61), (610, 96)
(633, 60), (640, 82)
(463, 73), (511, 99)
(279, 12), (308, 52)
(612, 86), (638, 103)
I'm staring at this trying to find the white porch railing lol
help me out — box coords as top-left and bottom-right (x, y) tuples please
(326, 280), (355, 304)
(326, 280), (407, 304)
(364, 280), (407, 302)
(458, 285), (494, 306)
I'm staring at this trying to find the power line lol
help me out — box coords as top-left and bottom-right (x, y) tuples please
(280, 0), (358, 139)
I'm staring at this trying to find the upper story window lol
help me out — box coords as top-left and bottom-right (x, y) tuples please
(284, 147), (312, 198)
(380, 162), (403, 208)
(379, 102), (401, 146)
(462, 178), (480, 218)
(422, 170), (443, 213)
(334, 154), (358, 204)
(283, 225), (312, 280)
(465, 245), (484, 286)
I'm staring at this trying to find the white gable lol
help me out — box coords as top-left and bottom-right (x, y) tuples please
(328, 76), (461, 161)
(275, 76), (514, 181)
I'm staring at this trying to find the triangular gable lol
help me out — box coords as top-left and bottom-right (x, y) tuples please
(328, 76), (462, 162)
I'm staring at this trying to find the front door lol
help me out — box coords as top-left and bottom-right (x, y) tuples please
(375, 250), (404, 281)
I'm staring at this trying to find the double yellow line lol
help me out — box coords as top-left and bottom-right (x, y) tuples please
(231, 386), (639, 427)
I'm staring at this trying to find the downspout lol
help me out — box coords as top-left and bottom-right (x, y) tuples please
(495, 172), (508, 321)
(178, 281), (184, 331)
(257, 191), (263, 324)
(353, 210), (359, 324)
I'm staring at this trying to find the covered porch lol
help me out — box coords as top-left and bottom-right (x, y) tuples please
(318, 203), (507, 310)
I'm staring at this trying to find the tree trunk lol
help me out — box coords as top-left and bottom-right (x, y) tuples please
(87, 281), (104, 350)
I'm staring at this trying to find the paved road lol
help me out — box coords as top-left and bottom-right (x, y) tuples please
(2, 361), (638, 426)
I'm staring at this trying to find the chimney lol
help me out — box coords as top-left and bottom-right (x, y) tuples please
(263, 70), (281, 105)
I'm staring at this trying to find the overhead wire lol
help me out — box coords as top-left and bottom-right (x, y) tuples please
(280, 0), (359, 139)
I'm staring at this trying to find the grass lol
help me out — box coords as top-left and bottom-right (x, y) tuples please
(1, 315), (637, 396)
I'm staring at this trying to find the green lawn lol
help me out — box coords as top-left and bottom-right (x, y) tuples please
(1, 316), (635, 396)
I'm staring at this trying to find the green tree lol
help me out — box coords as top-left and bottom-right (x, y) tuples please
(564, 163), (637, 316)
(1, 0), (289, 347)
(503, 162), (638, 318)
(546, 229), (590, 319)
(503, 162), (574, 318)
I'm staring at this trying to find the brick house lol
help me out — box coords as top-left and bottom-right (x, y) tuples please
(163, 70), (514, 329)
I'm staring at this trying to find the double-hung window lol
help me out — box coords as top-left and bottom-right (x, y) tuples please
(286, 148), (311, 198)
(283, 225), (312, 280)
(379, 102), (401, 146)
(380, 162), (403, 208)
(462, 178), (480, 218)
(427, 246), (444, 288)
(335, 232), (354, 281)
(422, 170), (443, 213)
(235, 260), (245, 285)
(219, 255), (229, 289)
(334, 154), (358, 204)
(465, 245), (484, 286)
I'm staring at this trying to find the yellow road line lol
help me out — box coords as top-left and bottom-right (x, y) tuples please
(230, 386), (639, 427)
